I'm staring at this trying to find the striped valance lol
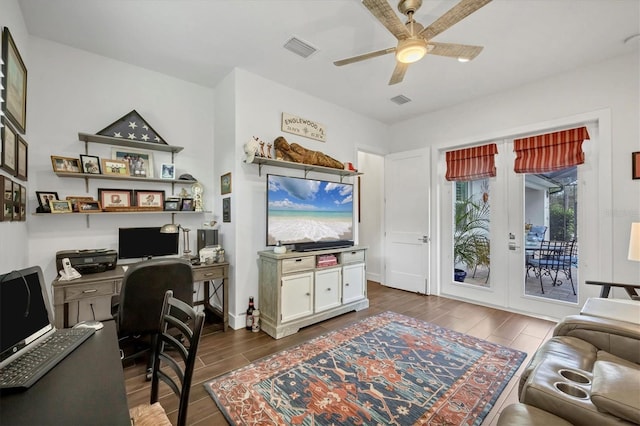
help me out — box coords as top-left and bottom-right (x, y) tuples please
(514, 127), (590, 173)
(445, 143), (498, 182)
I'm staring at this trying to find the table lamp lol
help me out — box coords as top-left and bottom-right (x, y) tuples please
(629, 222), (640, 262)
(160, 223), (192, 258)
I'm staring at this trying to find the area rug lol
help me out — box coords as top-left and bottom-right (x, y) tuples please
(205, 311), (526, 425)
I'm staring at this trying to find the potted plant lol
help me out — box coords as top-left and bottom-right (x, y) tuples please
(453, 197), (490, 281)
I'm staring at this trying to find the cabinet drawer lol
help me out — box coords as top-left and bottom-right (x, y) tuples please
(64, 281), (117, 302)
(342, 250), (365, 264)
(282, 256), (315, 274)
(193, 266), (225, 282)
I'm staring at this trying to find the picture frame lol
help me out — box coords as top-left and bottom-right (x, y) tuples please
(98, 188), (133, 208)
(78, 200), (102, 213)
(161, 163), (175, 179)
(19, 183), (26, 221)
(222, 197), (230, 222)
(1, 176), (13, 222)
(66, 195), (94, 212)
(1, 118), (17, 175)
(102, 158), (129, 176)
(181, 197), (194, 211)
(15, 135), (27, 181)
(13, 184), (21, 221)
(134, 190), (165, 207)
(633, 152), (640, 180)
(112, 148), (154, 178)
(164, 199), (180, 211)
(80, 154), (101, 174)
(35, 191), (59, 212)
(50, 155), (81, 173)
(221, 172), (231, 195)
(50, 199), (72, 213)
(1, 27), (28, 134)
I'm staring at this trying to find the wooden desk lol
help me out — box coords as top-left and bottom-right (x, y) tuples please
(0, 321), (130, 425)
(585, 280), (640, 300)
(52, 262), (229, 331)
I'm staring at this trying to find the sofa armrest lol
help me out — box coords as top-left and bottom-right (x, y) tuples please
(554, 315), (640, 364)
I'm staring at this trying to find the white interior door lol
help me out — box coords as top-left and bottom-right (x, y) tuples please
(384, 149), (430, 294)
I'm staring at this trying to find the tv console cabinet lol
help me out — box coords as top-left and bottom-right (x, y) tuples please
(258, 246), (368, 339)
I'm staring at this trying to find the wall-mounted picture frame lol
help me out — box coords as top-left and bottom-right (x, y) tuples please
(19, 183), (26, 221)
(101, 158), (129, 176)
(633, 151), (640, 180)
(181, 197), (194, 211)
(35, 191), (59, 213)
(15, 135), (27, 181)
(221, 172), (231, 195)
(1, 118), (17, 175)
(1, 176), (13, 222)
(98, 188), (133, 208)
(164, 199), (180, 211)
(1, 27), (28, 134)
(134, 190), (165, 207)
(223, 197), (230, 222)
(13, 184), (21, 221)
(50, 155), (81, 173)
(66, 196), (94, 212)
(112, 147), (154, 178)
(161, 163), (175, 179)
(78, 200), (102, 213)
(80, 154), (101, 174)
(50, 200), (72, 213)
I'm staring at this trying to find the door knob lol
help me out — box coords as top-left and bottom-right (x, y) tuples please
(418, 235), (430, 243)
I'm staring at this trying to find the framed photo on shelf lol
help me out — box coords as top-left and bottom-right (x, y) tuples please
(164, 199), (180, 211)
(221, 172), (231, 194)
(633, 151), (640, 180)
(181, 198), (194, 211)
(78, 200), (102, 212)
(50, 155), (81, 173)
(50, 200), (72, 213)
(98, 188), (133, 208)
(1, 118), (17, 175)
(223, 197), (230, 222)
(80, 154), (101, 174)
(1, 27), (28, 134)
(112, 148), (154, 178)
(101, 158), (129, 176)
(35, 190), (59, 212)
(66, 196), (94, 212)
(161, 163), (175, 179)
(134, 190), (165, 207)
(15, 135), (27, 181)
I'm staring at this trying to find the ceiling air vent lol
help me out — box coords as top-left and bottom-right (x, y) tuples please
(283, 37), (318, 59)
(390, 95), (412, 105)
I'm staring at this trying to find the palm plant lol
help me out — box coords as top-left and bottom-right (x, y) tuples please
(454, 197), (490, 271)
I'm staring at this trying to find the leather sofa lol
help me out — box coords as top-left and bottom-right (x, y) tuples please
(498, 299), (640, 425)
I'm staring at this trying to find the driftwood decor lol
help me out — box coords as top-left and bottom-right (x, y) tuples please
(273, 136), (343, 170)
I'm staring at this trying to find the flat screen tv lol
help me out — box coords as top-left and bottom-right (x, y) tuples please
(118, 227), (179, 259)
(267, 174), (354, 250)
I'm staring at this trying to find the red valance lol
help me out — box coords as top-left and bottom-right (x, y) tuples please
(514, 127), (590, 173)
(445, 143), (498, 182)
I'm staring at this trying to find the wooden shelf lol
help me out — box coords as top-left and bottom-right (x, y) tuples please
(247, 157), (361, 179)
(54, 171), (195, 185)
(32, 210), (210, 216)
(78, 132), (184, 153)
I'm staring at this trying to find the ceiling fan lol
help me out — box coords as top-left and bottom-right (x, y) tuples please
(334, 0), (492, 85)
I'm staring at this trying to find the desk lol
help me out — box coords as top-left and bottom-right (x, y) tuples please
(585, 280), (640, 300)
(52, 262), (229, 331)
(0, 321), (130, 425)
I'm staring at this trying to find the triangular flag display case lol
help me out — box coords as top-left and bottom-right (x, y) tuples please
(97, 110), (168, 145)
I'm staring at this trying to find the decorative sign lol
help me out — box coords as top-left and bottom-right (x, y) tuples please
(281, 112), (326, 142)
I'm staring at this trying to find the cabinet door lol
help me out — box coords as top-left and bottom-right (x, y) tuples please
(315, 268), (342, 312)
(342, 263), (365, 304)
(281, 271), (314, 323)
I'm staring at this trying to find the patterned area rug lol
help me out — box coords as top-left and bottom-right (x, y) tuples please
(205, 311), (526, 425)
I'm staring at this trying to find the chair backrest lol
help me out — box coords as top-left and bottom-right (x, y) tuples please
(539, 240), (565, 266)
(118, 258), (194, 335)
(474, 236), (490, 266)
(151, 290), (205, 426)
(528, 225), (548, 241)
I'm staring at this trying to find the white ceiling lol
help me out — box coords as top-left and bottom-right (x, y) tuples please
(17, 0), (640, 125)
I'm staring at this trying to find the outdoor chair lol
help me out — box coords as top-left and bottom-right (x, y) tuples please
(472, 236), (490, 283)
(557, 239), (577, 295)
(527, 240), (567, 294)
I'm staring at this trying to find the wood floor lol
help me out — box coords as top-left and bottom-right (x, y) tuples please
(123, 281), (557, 425)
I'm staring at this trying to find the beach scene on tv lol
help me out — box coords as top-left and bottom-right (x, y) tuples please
(267, 175), (353, 246)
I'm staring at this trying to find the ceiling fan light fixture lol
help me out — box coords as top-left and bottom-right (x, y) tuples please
(457, 56), (470, 63)
(396, 38), (428, 64)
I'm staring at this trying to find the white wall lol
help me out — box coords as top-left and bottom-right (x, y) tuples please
(0, 0), (29, 273)
(391, 52), (640, 290)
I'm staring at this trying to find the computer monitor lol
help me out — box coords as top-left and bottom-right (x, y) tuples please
(118, 227), (179, 260)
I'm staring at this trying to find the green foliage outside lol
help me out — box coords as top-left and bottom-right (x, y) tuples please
(454, 197), (490, 270)
(549, 204), (575, 241)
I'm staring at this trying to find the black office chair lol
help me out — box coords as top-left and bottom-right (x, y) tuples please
(113, 258), (193, 380)
(129, 290), (205, 426)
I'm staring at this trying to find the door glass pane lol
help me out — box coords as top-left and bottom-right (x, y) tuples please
(453, 179), (491, 287)
(524, 166), (578, 302)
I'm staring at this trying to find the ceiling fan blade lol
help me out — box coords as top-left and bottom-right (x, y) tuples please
(389, 62), (409, 85)
(362, 0), (411, 40)
(334, 47), (395, 66)
(419, 0), (492, 41)
(427, 41), (484, 60)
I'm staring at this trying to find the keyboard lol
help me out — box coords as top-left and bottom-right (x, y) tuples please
(0, 328), (95, 390)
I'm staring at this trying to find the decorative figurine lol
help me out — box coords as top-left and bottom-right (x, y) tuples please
(191, 182), (204, 212)
(259, 141), (266, 157)
(267, 143), (273, 159)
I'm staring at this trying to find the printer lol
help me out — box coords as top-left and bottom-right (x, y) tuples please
(55, 249), (118, 275)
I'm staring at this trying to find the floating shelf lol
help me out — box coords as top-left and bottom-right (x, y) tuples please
(78, 132), (184, 153)
(247, 157), (361, 180)
(54, 171), (195, 185)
